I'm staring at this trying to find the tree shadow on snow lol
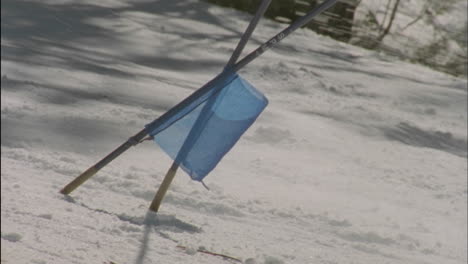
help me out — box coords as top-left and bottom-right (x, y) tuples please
(2, 0), (262, 152)
(383, 122), (467, 158)
(301, 109), (467, 159)
(1, 0), (255, 75)
(62, 195), (200, 264)
(129, 211), (201, 264)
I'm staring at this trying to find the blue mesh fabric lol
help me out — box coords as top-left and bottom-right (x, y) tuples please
(150, 74), (268, 181)
(145, 73), (237, 136)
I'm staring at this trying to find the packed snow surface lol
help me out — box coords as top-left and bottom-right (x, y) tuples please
(1, 0), (467, 263)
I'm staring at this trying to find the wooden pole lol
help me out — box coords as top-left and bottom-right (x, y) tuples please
(149, 162), (179, 212)
(60, 129), (148, 195)
(60, 166), (99, 195)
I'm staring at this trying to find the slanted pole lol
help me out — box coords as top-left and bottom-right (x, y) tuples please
(60, 129), (148, 195)
(148, 0), (272, 212)
(225, 0), (272, 69)
(149, 162), (179, 212)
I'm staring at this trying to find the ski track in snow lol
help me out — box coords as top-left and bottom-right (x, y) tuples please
(1, 0), (467, 264)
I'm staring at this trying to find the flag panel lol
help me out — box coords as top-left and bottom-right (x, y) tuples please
(152, 74), (268, 181)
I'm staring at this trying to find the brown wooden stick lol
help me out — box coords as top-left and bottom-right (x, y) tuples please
(176, 245), (242, 263)
(149, 162), (179, 212)
(60, 129), (148, 195)
(60, 166), (99, 195)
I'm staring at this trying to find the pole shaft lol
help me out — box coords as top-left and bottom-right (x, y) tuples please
(225, 0), (272, 69)
(60, 129), (148, 195)
(232, 0), (338, 71)
(149, 162), (179, 212)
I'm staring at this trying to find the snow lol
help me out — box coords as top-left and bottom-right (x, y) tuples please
(1, 0), (467, 263)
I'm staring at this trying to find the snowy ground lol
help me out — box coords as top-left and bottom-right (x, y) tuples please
(1, 0), (467, 264)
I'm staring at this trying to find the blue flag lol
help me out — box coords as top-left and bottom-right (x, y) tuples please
(145, 73), (268, 181)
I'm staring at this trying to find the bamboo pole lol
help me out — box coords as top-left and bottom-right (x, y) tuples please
(149, 162), (179, 212)
(60, 129), (148, 195)
(60, 166), (99, 195)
